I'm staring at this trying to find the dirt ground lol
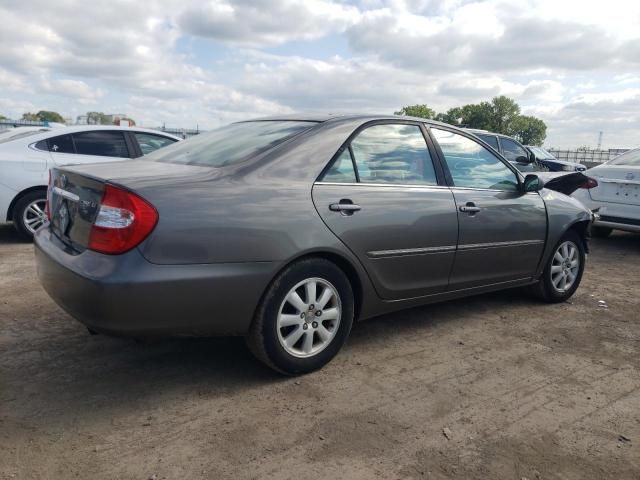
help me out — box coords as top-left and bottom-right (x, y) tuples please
(1, 224), (639, 480)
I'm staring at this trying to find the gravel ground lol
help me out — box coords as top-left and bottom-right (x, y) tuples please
(1, 224), (639, 479)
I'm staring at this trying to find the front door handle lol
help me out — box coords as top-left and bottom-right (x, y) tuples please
(329, 200), (361, 215)
(459, 202), (481, 214)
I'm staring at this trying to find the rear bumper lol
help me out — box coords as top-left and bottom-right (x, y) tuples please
(34, 227), (277, 336)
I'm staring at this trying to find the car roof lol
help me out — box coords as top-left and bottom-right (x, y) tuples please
(242, 113), (456, 129)
(2, 125), (183, 145)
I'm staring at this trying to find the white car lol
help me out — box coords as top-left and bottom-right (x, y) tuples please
(573, 148), (640, 236)
(0, 126), (181, 239)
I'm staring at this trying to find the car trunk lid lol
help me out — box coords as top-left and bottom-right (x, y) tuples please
(588, 166), (640, 206)
(48, 160), (214, 252)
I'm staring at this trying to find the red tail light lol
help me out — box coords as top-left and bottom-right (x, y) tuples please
(88, 184), (158, 255)
(581, 177), (598, 189)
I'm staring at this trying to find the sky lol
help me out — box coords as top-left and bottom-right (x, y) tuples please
(0, 0), (638, 148)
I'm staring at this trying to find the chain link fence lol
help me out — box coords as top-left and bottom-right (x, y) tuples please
(547, 148), (629, 166)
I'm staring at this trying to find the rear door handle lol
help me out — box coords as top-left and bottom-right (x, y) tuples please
(329, 200), (361, 215)
(459, 202), (481, 214)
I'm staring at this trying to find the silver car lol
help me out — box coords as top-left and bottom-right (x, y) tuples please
(35, 115), (593, 374)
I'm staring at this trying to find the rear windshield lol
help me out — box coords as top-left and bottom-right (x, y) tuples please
(147, 121), (316, 167)
(608, 149), (640, 166)
(0, 129), (49, 144)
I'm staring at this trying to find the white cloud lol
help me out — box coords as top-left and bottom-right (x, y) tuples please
(0, 0), (637, 147)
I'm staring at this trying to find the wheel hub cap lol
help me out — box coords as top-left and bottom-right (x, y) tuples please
(276, 277), (342, 358)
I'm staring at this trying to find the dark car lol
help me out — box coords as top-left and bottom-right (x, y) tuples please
(463, 129), (541, 171)
(526, 145), (587, 172)
(35, 115), (593, 374)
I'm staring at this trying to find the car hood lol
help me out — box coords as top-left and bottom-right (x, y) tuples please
(537, 171), (594, 195)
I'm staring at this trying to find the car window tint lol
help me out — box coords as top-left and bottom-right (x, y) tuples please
(71, 131), (129, 158)
(349, 124), (437, 185)
(501, 137), (528, 162)
(609, 149), (640, 166)
(47, 134), (75, 154)
(133, 132), (178, 155)
(431, 128), (518, 191)
(148, 121), (314, 167)
(34, 139), (49, 151)
(476, 134), (499, 150)
(322, 149), (357, 182)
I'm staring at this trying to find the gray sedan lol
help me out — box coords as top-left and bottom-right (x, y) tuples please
(35, 115), (593, 374)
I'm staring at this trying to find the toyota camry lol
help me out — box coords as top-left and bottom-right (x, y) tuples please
(35, 115), (594, 374)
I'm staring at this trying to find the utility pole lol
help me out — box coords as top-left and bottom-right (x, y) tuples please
(597, 131), (603, 150)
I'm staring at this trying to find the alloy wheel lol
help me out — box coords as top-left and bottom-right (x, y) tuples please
(22, 199), (47, 234)
(550, 240), (580, 292)
(276, 277), (342, 358)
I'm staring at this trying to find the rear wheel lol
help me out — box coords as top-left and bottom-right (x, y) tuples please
(591, 226), (612, 238)
(13, 190), (47, 241)
(531, 230), (585, 303)
(246, 258), (354, 375)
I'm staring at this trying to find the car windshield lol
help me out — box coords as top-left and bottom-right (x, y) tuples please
(531, 147), (555, 159)
(0, 129), (49, 144)
(608, 149), (640, 166)
(148, 121), (317, 167)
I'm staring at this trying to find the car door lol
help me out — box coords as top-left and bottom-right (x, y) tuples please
(312, 121), (459, 300)
(48, 130), (133, 166)
(429, 127), (547, 290)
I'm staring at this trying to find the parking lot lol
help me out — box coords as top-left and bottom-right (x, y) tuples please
(0, 224), (638, 479)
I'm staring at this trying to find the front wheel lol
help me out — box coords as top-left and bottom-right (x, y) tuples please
(13, 191), (48, 241)
(246, 258), (354, 375)
(531, 230), (585, 303)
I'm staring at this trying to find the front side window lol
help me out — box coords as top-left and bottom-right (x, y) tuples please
(133, 132), (178, 155)
(347, 124), (437, 185)
(72, 131), (129, 158)
(501, 137), (529, 162)
(431, 128), (519, 191)
(476, 133), (499, 151)
(149, 121), (315, 167)
(609, 149), (640, 166)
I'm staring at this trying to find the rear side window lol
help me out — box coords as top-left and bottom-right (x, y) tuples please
(148, 121), (315, 167)
(47, 134), (75, 154)
(476, 134), (499, 150)
(133, 132), (178, 155)
(321, 123), (438, 185)
(71, 131), (129, 158)
(322, 149), (357, 183)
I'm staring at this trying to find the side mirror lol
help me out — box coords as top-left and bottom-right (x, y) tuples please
(516, 155), (533, 164)
(523, 174), (544, 192)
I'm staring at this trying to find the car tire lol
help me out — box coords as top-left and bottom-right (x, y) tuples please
(530, 230), (585, 303)
(12, 190), (48, 241)
(246, 258), (354, 375)
(591, 226), (612, 238)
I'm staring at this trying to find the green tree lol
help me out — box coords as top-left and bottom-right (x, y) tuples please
(87, 111), (111, 125)
(434, 107), (463, 125)
(22, 111), (65, 123)
(0, 113), (7, 121)
(395, 95), (546, 145)
(36, 110), (65, 123)
(489, 96), (520, 134)
(394, 104), (436, 119)
(21, 112), (39, 121)
(510, 115), (547, 146)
